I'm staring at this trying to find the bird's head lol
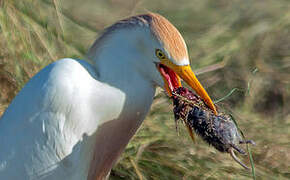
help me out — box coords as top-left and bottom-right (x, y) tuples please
(88, 13), (217, 114)
(142, 13), (217, 114)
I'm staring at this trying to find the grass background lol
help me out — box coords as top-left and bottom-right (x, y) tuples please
(0, 0), (289, 179)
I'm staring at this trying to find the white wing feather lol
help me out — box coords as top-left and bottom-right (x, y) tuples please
(0, 58), (123, 180)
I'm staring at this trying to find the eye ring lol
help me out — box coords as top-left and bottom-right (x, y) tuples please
(155, 49), (166, 59)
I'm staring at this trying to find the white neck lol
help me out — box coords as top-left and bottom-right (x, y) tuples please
(88, 27), (160, 115)
(92, 29), (157, 111)
(85, 29), (158, 178)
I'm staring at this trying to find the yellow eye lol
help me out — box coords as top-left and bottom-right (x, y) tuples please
(155, 49), (166, 59)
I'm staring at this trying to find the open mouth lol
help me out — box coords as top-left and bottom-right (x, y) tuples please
(157, 64), (182, 94)
(156, 61), (217, 114)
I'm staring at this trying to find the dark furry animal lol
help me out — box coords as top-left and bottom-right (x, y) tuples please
(172, 87), (255, 169)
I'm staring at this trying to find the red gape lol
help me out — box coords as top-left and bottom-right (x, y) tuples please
(158, 64), (181, 92)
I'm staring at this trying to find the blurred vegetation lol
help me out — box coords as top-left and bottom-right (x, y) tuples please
(0, 0), (289, 179)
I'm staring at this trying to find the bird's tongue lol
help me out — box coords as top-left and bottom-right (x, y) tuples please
(159, 64), (181, 92)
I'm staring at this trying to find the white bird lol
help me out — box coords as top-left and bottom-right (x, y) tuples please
(0, 13), (217, 180)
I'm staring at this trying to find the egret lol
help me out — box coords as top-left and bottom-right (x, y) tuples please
(0, 13), (217, 180)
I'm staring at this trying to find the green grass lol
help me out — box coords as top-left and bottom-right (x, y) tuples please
(1, 0), (290, 179)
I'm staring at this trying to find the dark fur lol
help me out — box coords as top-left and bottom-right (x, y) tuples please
(172, 87), (251, 154)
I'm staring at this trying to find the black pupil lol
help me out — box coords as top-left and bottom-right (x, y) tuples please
(158, 52), (163, 57)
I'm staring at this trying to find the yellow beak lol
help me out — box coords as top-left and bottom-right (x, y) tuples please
(160, 60), (217, 115)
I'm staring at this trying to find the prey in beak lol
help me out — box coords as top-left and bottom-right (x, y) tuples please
(157, 61), (217, 115)
(157, 60), (217, 142)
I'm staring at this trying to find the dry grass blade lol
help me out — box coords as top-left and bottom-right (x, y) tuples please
(130, 158), (144, 180)
(195, 61), (226, 76)
(52, 0), (64, 37)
